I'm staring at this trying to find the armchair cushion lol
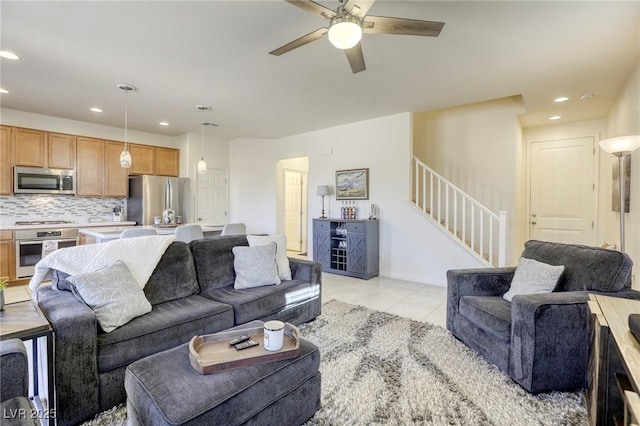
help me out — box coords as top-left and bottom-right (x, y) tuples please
(502, 257), (564, 302)
(0, 339), (29, 401)
(459, 296), (512, 342)
(521, 240), (632, 292)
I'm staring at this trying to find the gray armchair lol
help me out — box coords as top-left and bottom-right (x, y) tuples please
(0, 339), (39, 425)
(447, 239), (638, 393)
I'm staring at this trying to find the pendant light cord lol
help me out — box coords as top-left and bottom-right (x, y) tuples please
(124, 90), (129, 152)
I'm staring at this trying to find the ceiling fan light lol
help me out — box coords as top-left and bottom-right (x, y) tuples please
(328, 17), (362, 50)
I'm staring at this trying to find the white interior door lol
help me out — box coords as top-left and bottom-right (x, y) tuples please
(197, 168), (227, 225)
(529, 137), (596, 245)
(284, 170), (303, 252)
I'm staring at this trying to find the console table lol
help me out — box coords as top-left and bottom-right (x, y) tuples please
(588, 294), (640, 426)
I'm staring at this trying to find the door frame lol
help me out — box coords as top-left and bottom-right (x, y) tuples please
(283, 167), (308, 253)
(524, 134), (600, 244)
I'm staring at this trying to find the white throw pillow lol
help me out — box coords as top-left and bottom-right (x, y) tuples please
(503, 257), (564, 302)
(233, 243), (282, 289)
(247, 234), (292, 280)
(67, 260), (152, 333)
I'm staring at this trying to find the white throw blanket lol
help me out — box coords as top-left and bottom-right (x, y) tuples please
(29, 234), (176, 292)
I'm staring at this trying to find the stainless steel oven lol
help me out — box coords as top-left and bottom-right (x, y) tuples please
(14, 225), (78, 279)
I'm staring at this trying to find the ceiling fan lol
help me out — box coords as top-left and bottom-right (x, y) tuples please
(269, 0), (445, 74)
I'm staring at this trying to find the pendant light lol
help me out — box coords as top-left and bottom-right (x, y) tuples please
(196, 105), (211, 175)
(118, 84), (136, 168)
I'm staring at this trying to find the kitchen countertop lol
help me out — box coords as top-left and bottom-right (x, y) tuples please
(1, 220), (137, 231)
(79, 224), (224, 240)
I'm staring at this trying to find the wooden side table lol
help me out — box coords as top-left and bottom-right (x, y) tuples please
(588, 294), (640, 426)
(0, 293), (55, 424)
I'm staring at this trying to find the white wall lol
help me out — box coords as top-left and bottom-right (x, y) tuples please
(413, 96), (527, 264)
(230, 113), (484, 286)
(605, 61), (640, 282)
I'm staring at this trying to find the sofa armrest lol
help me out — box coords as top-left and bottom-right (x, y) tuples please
(37, 286), (100, 426)
(289, 258), (322, 286)
(510, 291), (591, 393)
(446, 267), (516, 335)
(0, 339), (28, 401)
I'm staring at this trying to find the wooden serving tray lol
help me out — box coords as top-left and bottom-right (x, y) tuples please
(188, 323), (300, 374)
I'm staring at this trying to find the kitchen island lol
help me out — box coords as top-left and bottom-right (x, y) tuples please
(79, 224), (224, 243)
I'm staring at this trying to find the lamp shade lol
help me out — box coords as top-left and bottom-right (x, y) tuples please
(599, 135), (640, 154)
(197, 157), (207, 174)
(119, 149), (132, 168)
(316, 185), (330, 196)
(328, 17), (362, 50)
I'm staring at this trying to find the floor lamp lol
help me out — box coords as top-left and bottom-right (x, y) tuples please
(317, 185), (330, 218)
(599, 135), (640, 253)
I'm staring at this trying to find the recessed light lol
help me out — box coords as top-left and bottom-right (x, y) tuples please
(159, 121), (169, 126)
(549, 115), (562, 120)
(0, 88), (8, 94)
(0, 51), (20, 60)
(553, 96), (569, 103)
(90, 107), (103, 113)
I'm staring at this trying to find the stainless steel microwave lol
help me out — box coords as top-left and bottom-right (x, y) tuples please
(14, 166), (76, 194)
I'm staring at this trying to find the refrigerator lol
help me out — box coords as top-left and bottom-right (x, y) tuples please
(127, 175), (190, 225)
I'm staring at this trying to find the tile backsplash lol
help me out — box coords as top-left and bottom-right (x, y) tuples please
(0, 194), (125, 217)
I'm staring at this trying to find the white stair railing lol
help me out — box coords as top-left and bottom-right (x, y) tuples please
(413, 156), (507, 267)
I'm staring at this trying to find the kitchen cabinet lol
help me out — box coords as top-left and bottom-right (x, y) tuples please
(0, 230), (15, 283)
(76, 137), (104, 196)
(14, 127), (46, 167)
(104, 141), (129, 197)
(156, 147), (179, 177)
(312, 219), (379, 279)
(47, 132), (76, 169)
(0, 126), (12, 195)
(129, 144), (156, 175)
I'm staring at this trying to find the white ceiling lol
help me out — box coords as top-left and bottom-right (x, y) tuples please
(1, 1), (639, 141)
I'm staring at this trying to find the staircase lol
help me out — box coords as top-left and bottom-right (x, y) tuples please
(412, 156), (507, 267)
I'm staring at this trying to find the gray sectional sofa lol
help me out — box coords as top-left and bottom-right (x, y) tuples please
(36, 235), (322, 426)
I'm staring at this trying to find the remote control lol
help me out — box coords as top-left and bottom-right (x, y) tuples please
(229, 335), (251, 346)
(235, 340), (259, 351)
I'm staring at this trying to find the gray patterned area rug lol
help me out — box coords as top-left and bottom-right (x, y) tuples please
(83, 300), (587, 425)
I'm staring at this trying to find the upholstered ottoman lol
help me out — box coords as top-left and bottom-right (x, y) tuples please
(124, 321), (321, 425)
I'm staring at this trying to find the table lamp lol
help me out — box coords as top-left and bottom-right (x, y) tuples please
(316, 185), (330, 218)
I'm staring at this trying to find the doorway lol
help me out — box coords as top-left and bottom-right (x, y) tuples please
(284, 169), (304, 252)
(196, 168), (228, 225)
(528, 136), (597, 245)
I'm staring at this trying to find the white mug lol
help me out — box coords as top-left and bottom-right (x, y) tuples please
(263, 320), (285, 351)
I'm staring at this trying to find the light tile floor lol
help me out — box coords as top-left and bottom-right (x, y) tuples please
(320, 272), (448, 327)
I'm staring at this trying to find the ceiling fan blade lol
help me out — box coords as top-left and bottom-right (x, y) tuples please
(363, 15), (444, 37)
(284, 0), (336, 19)
(344, 0), (376, 18)
(345, 43), (366, 74)
(269, 27), (328, 56)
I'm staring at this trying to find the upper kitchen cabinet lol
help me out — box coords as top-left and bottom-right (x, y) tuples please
(76, 137), (104, 196)
(104, 141), (129, 197)
(128, 144), (156, 175)
(156, 147), (179, 177)
(0, 126), (12, 195)
(14, 127), (46, 167)
(47, 132), (76, 169)
(13, 127), (76, 169)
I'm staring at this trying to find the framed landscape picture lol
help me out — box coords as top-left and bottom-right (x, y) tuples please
(336, 168), (369, 200)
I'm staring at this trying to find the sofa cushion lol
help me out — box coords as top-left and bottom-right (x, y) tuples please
(97, 295), (234, 372)
(521, 240), (633, 292)
(67, 260), (152, 333)
(233, 243), (281, 289)
(143, 241), (199, 305)
(190, 236), (249, 292)
(247, 234), (292, 280)
(503, 257), (564, 302)
(459, 296), (512, 342)
(203, 279), (320, 324)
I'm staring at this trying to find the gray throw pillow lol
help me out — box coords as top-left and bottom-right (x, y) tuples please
(247, 234), (292, 280)
(232, 242), (281, 289)
(67, 260), (152, 333)
(503, 257), (564, 302)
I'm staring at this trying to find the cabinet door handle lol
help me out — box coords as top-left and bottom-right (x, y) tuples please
(532, 221), (537, 225)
